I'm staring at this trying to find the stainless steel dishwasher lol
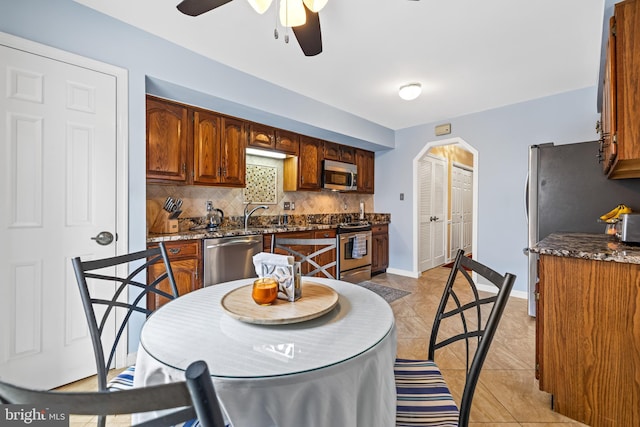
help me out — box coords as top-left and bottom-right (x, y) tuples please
(203, 235), (264, 286)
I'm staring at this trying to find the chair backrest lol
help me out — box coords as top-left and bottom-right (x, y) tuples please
(71, 242), (179, 391)
(429, 249), (516, 426)
(0, 360), (226, 427)
(270, 236), (337, 278)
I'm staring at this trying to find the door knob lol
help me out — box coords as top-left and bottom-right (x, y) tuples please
(91, 231), (114, 246)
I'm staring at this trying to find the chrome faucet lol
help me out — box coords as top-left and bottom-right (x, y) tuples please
(244, 202), (269, 230)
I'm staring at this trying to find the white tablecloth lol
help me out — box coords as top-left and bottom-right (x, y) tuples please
(134, 278), (397, 427)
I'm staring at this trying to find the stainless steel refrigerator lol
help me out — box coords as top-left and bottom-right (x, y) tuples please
(526, 141), (640, 316)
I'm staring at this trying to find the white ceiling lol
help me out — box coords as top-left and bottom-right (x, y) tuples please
(75, 0), (605, 130)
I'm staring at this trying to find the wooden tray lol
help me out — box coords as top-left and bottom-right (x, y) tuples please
(220, 281), (339, 325)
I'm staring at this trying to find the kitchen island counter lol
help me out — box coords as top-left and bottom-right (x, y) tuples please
(530, 232), (640, 264)
(533, 232), (640, 426)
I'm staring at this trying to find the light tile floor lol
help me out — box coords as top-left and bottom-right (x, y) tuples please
(59, 267), (588, 426)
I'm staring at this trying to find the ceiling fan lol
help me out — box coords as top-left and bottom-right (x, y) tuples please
(176, 0), (324, 56)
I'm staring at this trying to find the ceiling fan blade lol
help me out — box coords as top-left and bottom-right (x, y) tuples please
(292, 4), (322, 56)
(177, 0), (234, 17)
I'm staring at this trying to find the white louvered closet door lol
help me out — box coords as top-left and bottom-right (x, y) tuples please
(418, 155), (447, 272)
(450, 165), (473, 259)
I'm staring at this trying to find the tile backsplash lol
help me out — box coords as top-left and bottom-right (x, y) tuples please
(147, 155), (374, 232)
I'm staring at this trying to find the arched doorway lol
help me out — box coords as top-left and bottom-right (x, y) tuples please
(413, 137), (478, 274)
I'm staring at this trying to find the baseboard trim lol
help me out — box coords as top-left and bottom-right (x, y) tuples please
(385, 267), (420, 278)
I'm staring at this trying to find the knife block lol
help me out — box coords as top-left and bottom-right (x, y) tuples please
(149, 210), (179, 234)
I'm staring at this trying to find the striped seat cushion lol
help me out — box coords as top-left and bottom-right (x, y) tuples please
(107, 365), (135, 391)
(394, 359), (459, 427)
(107, 365), (230, 427)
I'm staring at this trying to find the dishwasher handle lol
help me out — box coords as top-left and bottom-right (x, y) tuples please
(205, 237), (263, 250)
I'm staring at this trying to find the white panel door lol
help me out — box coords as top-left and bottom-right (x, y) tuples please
(0, 44), (117, 389)
(418, 155), (447, 271)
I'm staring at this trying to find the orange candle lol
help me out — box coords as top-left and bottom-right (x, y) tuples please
(252, 278), (278, 305)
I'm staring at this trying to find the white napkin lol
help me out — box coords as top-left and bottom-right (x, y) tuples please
(252, 252), (293, 270)
(253, 252), (297, 301)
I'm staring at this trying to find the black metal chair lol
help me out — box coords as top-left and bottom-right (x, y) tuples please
(0, 360), (226, 427)
(270, 236), (337, 278)
(71, 242), (180, 426)
(394, 249), (516, 427)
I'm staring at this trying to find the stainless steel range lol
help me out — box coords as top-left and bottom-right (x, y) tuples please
(336, 222), (372, 283)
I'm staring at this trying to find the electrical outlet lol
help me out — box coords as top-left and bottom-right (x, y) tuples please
(206, 200), (213, 210)
(290, 202), (295, 210)
(400, 193), (404, 201)
(283, 202), (291, 210)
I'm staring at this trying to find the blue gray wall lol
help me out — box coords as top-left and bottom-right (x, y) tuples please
(379, 87), (600, 292)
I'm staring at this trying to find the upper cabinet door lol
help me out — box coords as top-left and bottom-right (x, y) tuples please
(248, 122), (275, 150)
(193, 109), (222, 185)
(356, 149), (375, 194)
(220, 117), (247, 187)
(604, 0), (640, 179)
(275, 129), (300, 155)
(324, 141), (355, 163)
(146, 97), (189, 183)
(298, 136), (322, 190)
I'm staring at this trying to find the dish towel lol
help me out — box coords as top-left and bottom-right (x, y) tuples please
(352, 234), (367, 259)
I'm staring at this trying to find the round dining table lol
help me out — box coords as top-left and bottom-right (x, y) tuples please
(133, 277), (397, 427)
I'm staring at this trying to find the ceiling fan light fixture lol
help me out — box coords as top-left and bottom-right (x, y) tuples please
(302, 0), (328, 12)
(279, 0), (306, 27)
(399, 83), (422, 101)
(248, 0), (274, 14)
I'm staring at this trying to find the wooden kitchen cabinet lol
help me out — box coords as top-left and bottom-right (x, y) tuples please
(275, 129), (299, 155)
(248, 122), (275, 150)
(146, 97), (189, 183)
(146, 96), (246, 187)
(248, 124), (299, 155)
(371, 224), (389, 274)
(536, 254), (640, 426)
(601, 0), (640, 179)
(355, 149), (375, 193)
(147, 240), (202, 311)
(283, 136), (323, 191)
(323, 141), (355, 163)
(313, 228), (337, 278)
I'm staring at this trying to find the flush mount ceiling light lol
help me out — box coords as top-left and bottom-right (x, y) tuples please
(398, 83), (422, 101)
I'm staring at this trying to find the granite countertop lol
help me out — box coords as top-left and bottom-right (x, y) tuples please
(147, 221), (389, 243)
(530, 232), (640, 264)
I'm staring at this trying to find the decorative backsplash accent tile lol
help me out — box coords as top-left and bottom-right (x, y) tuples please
(244, 164), (277, 204)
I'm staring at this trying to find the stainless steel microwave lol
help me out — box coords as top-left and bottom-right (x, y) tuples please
(322, 160), (357, 191)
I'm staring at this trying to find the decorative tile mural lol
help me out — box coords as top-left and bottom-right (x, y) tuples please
(244, 164), (277, 204)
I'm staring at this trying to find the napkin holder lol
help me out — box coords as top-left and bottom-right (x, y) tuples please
(262, 262), (302, 302)
(149, 210), (179, 234)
